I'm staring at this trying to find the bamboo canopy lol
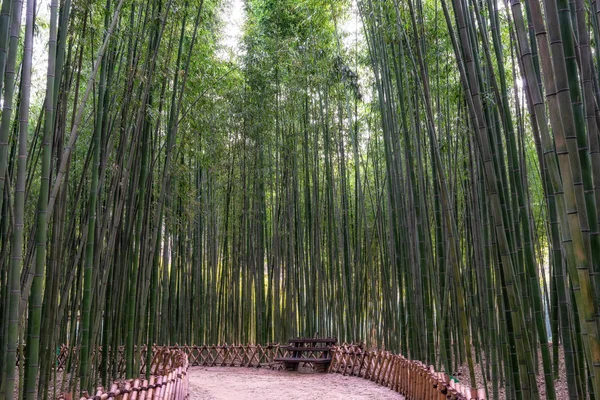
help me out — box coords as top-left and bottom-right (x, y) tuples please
(0, 0), (598, 398)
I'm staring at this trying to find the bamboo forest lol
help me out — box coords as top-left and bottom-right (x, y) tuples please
(1, 0), (600, 398)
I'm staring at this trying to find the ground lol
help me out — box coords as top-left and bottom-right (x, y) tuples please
(187, 367), (404, 399)
(454, 345), (569, 399)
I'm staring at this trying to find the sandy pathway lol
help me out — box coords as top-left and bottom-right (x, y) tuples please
(188, 367), (404, 399)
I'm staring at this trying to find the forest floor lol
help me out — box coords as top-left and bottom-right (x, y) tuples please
(454, 345), (570, 399)
(187, 366), (404, 399)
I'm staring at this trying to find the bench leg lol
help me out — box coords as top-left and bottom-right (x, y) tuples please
(284, 362), (299, 371)
(314, 363), (329, 373)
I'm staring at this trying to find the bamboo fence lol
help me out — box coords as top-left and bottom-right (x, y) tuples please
(55, 343), (486, 399)
(53, 344), (283, 373)
(329, 344), (486, 399)
(58, 347), (189, 400)
(181, 343), (284, 367)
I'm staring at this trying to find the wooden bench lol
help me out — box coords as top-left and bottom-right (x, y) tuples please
(274, 337), (337, 372)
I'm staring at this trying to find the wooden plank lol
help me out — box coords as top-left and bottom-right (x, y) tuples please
(288, 338), (337, 343)
(273, 357), (332, 363)
(281, 346), (331, 352)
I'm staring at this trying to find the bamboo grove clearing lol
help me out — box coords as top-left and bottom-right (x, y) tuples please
(0, 0), (599, 398)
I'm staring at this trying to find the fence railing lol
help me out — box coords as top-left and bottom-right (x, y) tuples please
(329, 343), (486, 400)
(54, 343), (285, 373)
(58, 346), (189, 400)
(180, 343), (283, 367)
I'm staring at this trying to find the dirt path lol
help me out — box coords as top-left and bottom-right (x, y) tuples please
(188, 367), (404, 399)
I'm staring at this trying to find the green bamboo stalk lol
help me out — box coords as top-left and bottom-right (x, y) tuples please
(3, 0), (33, 396)
(22, 0), (58, 397)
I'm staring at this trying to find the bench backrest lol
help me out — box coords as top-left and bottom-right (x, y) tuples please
(288, 337), (337, 345)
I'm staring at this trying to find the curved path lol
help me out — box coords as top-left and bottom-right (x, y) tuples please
(188, 367), (404, 399)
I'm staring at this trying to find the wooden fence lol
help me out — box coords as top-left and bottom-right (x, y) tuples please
(58, 346), (189, 400)
(182, 343), (285, 367)
(56, 343), (486, 399)
(329, 343), (486, 399)
(54, 343), (284, 373)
